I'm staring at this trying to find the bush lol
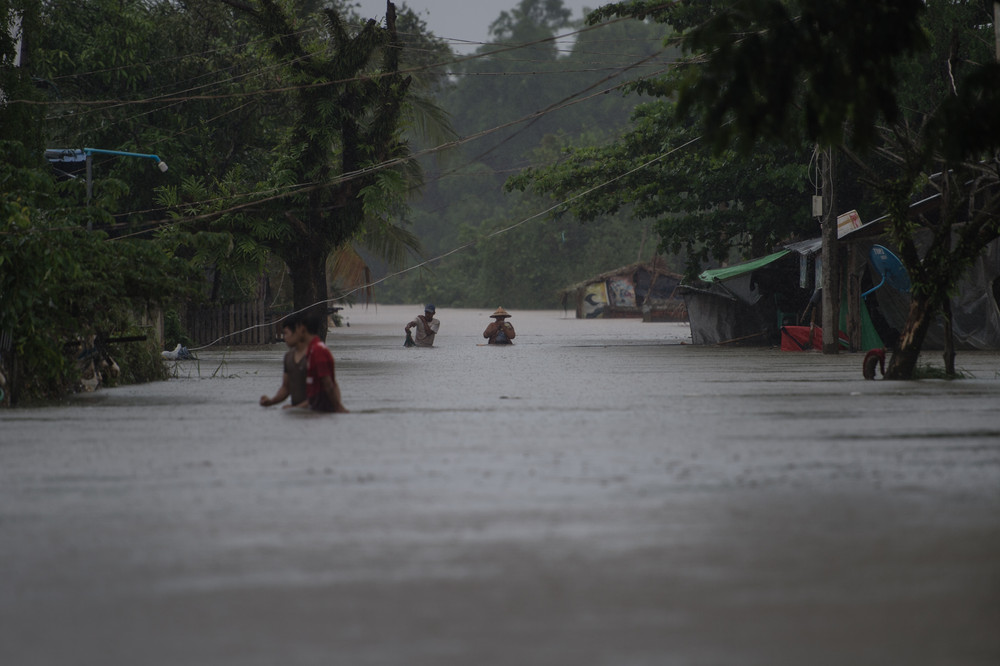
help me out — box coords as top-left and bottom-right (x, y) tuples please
(1, 141), (197, 404)
(106, 336), (171, 386)
(164, 309), (193, 349)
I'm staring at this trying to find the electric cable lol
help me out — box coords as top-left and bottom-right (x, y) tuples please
(100, 61), (673, 240)
(15, 8), (670, 111)
(186, 134), (701, 351)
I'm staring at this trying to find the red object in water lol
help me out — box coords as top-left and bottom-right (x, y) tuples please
(780, 325), (851, 351)
(863, 348), (886, 379)
(780, 325), (823, 351)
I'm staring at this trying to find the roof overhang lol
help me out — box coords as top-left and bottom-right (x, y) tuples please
(697, 249), (791, 283)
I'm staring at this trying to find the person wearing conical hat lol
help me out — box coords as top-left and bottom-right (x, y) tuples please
(483, 306), (516, 345)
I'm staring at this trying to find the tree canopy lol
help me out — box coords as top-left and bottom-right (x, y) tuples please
(574, 0), (1000, 377)
(2, 0), (442, 399)
(8, 0), (999, 400)
(199, 0), (420, 333)
(379, 0), (678, 307)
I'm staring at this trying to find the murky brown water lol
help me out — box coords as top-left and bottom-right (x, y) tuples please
(2, 306), (999, 665)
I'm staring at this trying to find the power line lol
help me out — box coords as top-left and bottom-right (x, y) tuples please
(5, 4), (687, 236)
(188, 135), (701, 351)
(11, 44), (672, 238)
(11, 3), (697, 348)
(100, 59), (672, 239)
(14, 10), (665, 110)
(43, 28), (672, 230)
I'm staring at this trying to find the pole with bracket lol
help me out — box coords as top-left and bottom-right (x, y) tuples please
(82, 148), (168, 229)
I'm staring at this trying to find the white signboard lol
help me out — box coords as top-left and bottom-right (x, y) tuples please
(836, 210), (862, 238)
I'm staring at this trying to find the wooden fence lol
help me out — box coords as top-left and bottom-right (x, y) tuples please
(186, 300), (277, 347)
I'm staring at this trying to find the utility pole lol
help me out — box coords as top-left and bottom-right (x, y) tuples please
(818, 146), (840, 354)
(995, 2), (999, 62)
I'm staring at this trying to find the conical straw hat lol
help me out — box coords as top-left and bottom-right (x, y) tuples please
(490, 306), (511, 318)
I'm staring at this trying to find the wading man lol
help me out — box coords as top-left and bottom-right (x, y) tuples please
(404, 304), (440, 347)
(259, 313), (309, 409)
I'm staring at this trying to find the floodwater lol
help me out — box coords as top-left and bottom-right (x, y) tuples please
(2, 305), (999, 666)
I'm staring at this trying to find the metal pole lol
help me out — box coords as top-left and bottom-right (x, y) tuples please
(82, 148), (167, 178)
(85, 153), (93, 204)
(81, 148), (167, 230)
(83, 147), (165, 163)
(86, 153), (93, 230)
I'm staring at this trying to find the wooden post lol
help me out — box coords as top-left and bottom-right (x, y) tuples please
(819, 147), (840, 354)
(262, 303), (267, 344)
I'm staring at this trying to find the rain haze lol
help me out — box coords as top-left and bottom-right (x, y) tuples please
(355, 0), (599, 52)
(5, 3), (1000, 665)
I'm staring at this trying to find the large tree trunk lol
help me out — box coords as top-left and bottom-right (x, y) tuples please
(884, 291), (938, 379)
(288, 248), (331, 341)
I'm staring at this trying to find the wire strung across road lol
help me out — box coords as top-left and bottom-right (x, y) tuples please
(188, 135), (701, 351)
(15, 6), (683, 236)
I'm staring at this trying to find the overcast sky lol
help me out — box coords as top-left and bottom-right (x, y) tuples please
(353, 0), (598, 53)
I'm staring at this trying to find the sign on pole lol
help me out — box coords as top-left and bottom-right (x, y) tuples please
(836, 210), (862, 238)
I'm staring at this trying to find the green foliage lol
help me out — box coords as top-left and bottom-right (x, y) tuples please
(928, 63), (1000, 163)
(443, 0), (665, 175)
(379, 183), (662, 308)
(0, 0), (44, 149)
(383, 0), (675, 306)
(23, 0), (450, 331)
(187, 0), (426, 321)
(589, 0), (999, 377)
(506, 100), (814, 276)
(24, 0), (680, 315)
(163, 309), (192, 350)
(0, 141), (196, 403)
(107, 336), (171, 387)
(648, 0), (928, 153)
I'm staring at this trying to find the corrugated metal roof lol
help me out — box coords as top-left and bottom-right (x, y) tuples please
(784, 237), (822, 255)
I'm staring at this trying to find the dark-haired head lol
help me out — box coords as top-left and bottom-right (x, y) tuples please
(302, 311), (324, 335)
(281, 312), (304, 333)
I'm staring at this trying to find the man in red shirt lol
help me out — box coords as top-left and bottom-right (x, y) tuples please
(300, 312), (349, 413)
(259, 314), (309, 409)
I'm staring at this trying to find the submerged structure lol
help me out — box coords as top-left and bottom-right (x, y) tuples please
(560, 258), (687, 321)
(678, 214), (1000, 350)
(677, 240), (828, 346)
